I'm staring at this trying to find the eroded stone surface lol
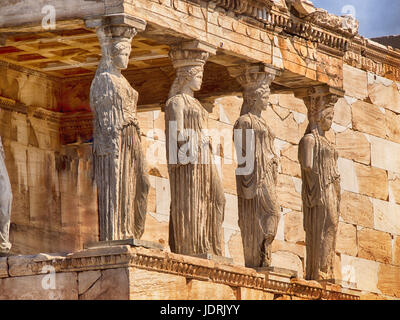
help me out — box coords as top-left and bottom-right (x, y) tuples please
(389, 173), (400, 205)
(352, 101), (386, 138)
(238, 287), (274, 300)
(0, 257), (8, 278)
(341, 255), (380, 294)
(370, 135), (400, 173)
(188, 280), (237, 300)
(271, 251), (303, 279)
(272, 240), (306, 259)
(277, 174), (302, 211)
(358, 228), (392, 264)
(340, 191), (374, 228)
(78, 270), (101, 295)
(130, 268), (187, 299)
(338, 158), (359, 195)
(264, 107), (303, 145)
(284, 210), (305, 243)
(8, 253), (66, 277)
(377, 264), (400, 298)
(80, 268), (129, 300)
(394, 236), (400, 266)
(0, 272), (78, 300)
(343, 65), (368, 100)
(368, 80), (400, 113)
(373, 199), (400, 235)
(333, 98), (352, 127)
(336, 129), (370, 165)
(354, 162), (388, 200)
(336, 222), (357, 256)
(385, 110), (400, 144)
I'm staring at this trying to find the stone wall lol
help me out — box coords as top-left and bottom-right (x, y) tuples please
(0, 64), (98, 254)
(134, 64), (400, 299)
(1, 61), (400, 299)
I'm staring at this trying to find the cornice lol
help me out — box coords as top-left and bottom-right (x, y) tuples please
(5, 246), (360, 300)
(208, 0), (356, 56)
(345, 36), (400, 80)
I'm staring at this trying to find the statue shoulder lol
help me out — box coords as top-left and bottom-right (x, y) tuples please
(166, 94), (185, 107)
(234, 114), (252, 129)
(91, 72), (115, 92)
(299, 133), (316, 148)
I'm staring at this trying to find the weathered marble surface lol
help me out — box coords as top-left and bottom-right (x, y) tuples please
(90, 22), (149, 241)
(298, 86), (341, 281)
(165, 43), (225, 256)
(232, 64), (280, 268)
(0, 137), (12, 256)
(0, 246), (361, 300)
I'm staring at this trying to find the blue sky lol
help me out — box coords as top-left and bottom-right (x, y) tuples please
(312, 0), (400, 38)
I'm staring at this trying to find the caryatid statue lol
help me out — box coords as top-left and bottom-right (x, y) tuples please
(231, 64), (281, 268)
(0, 137), (12, 256)
(297, 86), (341, 281)
(89, 16), (150, 241)
(165, 42), (226, 256)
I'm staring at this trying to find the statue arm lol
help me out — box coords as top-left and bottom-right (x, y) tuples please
(90, 74), (121, 154)
(168, 97), (187, 147)
(234, 117), (257, 199)
(299, 134), (320, 208)
(234, 117), (253, 168)
(299, 134), (315, 172)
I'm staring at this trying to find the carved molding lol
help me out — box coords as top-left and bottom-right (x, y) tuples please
(5, 246), (360, 300)
(345, 39), (400, 81)
(209, 0), (356, 55)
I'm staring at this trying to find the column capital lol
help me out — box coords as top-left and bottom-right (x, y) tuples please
(227, 63), (282, 96)
(293, 85), (344, 123)
(169, 40), (216, 70)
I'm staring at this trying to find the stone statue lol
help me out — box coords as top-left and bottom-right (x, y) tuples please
(90, 24), (149, 241)
(165, 45), (226, 256)
(0, 137), (12, 256)
(298, 87), (341, 281)
(232, 65), (280, 268)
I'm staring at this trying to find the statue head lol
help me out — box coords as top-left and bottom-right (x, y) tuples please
(305, 90), (339, 133)
(168, 48), (209, 98)
(245, 81), (271, 113)
(238, 71), (274, 116)
(172, 65), (204, 96)
(317, 106), (334, 132)
(110, 40), (132, 70)
(96, 25), (136, 72)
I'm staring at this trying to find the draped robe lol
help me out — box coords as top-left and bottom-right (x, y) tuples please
(234, 113), (280, 267)
(165, 93), (225, 255)
(90, 71), (149, 241)
(298, 129), (340, 280)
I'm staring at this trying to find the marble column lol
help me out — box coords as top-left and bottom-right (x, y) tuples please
(230, 64), (281, 268)
(165, 41), (226, 256)
(296, 85), (342, 280)
(0, 137), (12, 256)
(87, 15), (150, 241)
